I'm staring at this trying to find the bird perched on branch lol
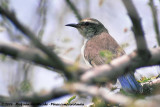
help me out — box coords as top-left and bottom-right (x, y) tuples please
(66, 18), (142, 93)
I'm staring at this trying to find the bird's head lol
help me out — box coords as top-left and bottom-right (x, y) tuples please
(66, 18), (108, 39)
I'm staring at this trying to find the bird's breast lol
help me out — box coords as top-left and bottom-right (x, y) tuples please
(82, 32), (125, 66)
(81, 39), (92, 67)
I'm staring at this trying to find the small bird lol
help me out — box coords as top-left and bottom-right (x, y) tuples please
(66, 18), (142, 93)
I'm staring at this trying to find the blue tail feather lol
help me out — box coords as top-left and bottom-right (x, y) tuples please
(118, 73), (143, 93)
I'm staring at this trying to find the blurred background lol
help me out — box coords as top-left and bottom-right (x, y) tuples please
(0, 0), (160, 106)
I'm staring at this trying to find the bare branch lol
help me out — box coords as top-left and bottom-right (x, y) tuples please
(149, 0), (160, 46)
(0, 88), (69, 104)
(65, 83), (132, 106)
(81, 48), (160, 84)
(0, 42), (88, 75)
(0, 6), (73, 79)
(122, 0), (150, 56)
(65, 0), (82, 21)
(0, 1), (160, 106)
(142, 77), (160, 95)
(1, 41), (160, 85)
(37, 0), (48, 40)
(65, 83), (159, 106)
(0, 80), (160, 105)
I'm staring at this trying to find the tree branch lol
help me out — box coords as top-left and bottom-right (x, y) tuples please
(149, 0), (160, 46)
(0, 42), (160, 105)
(142, 77), (160, 95)
(122, 0), (150, 56)
(0, 6), (73, 79)
(0, 88), (69, 104)
(81, 48), (160, 84)
(0, 41), (160, 85)
(65, 83), (132, 106)
(0, 42), (88, 75)
(65, 83), (159, 106)
(0, 1), (160, 106)
(66, 0), (82, 21)
(0, 79), (160, 105)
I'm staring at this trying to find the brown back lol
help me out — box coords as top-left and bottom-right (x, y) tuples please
(84, 32), (125, 66)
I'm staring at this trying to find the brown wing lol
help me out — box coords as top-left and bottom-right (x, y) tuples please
(84, 32), (125, 67)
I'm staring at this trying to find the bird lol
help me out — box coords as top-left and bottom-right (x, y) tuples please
(66, 18), (143, 93)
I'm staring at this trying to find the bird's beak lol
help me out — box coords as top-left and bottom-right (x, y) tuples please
(65, 23), (79, 28)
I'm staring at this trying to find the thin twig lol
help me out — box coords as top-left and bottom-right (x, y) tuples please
(122, 0), (150, 57)
(149, 0), (160, 46)
(0, 42), (88, 74)
(65, 0), (82, 21)
(0, 6), (73, 80)
(37, 0), (47, 40)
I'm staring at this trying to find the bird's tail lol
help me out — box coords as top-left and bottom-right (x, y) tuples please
(118, 73), (143, 93)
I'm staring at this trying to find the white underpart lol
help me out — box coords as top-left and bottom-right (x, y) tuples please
(81, 39), (121, 92)
(81, 39), (92, 67)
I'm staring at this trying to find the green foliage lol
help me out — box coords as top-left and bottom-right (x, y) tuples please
(118, 42), (129, 53)
(111, 86), (118, 91)
(0, 54), (6, 61)
(92, 97), (120, 107)
(138, 77), (151, 83)
(120, 88), (146, 99)
(20, 80), (32, 93)
(92, 97), (106, 107)
(99, 50), (115, 64)
(0, 26), (6, 32)
(120, 89), (134, 96)
(138, 76), (158, 83)
(67, 95), (76, 104)
(63, 37), (71, 43)
(66, 55), (81, 72)
(120, 43), (129, 49)
(93, 77), (109, 84)
(1, 0), (9, 9)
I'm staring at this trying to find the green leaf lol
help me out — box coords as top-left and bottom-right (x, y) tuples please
(20, 80), (32, 93)
(67, 95), (76, 104)
(99, 50), (115, 63)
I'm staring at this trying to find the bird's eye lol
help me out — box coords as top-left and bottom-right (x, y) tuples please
(85, 22), (89, 26)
